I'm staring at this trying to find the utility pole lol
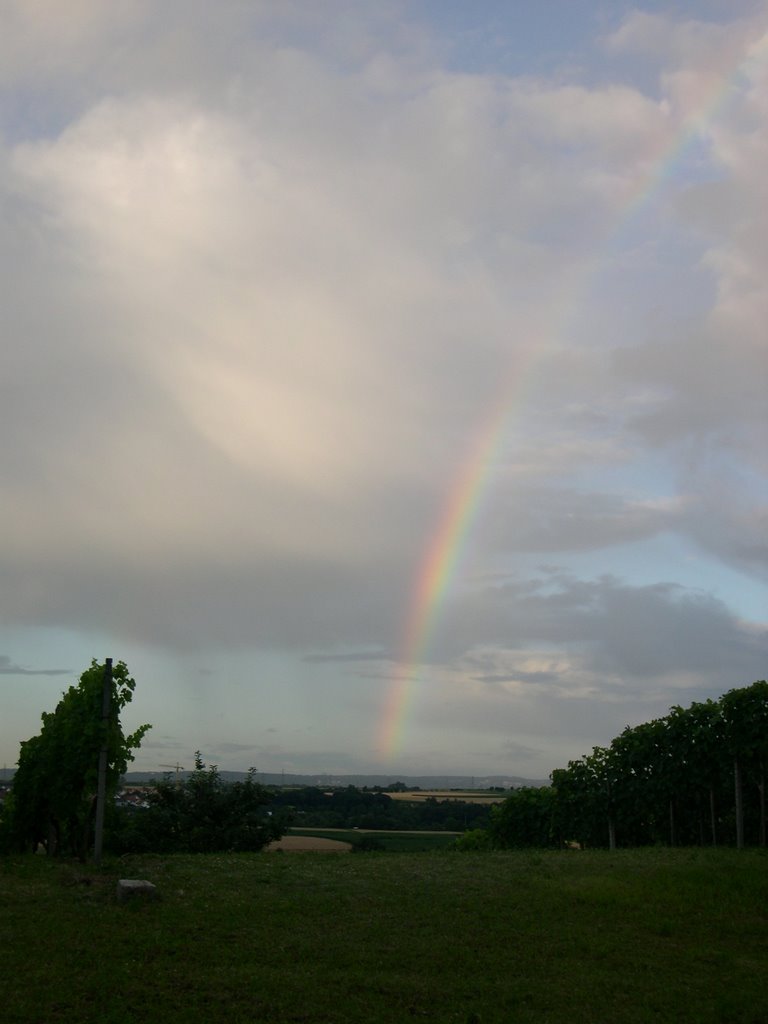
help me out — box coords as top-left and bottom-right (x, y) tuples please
(93, 658), (112, 865)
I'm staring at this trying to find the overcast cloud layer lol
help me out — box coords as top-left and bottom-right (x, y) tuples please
(1, 1), (766, 779)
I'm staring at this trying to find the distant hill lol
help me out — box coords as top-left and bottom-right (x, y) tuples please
(121, 770), (548, 789)
(0, 765), (547, 788)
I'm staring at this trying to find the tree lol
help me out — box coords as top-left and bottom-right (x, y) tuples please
(547, 683), (767, 851)
(6, 659), (149, 859)
(720, 681), (768, 848)
(117, 753), (287, 853)
(665, 701), (727, 846)
(488, 787), (559, 849)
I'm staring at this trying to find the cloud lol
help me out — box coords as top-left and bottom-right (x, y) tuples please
(303, 651), (391, 664)
(0, 656), (70, 676)
(0, 3), (765, 777)
(139, 737), (186, 752)
(3, 19), (674, 653)
(0, 0), (144, 88)
(482, 486), (685, 555)
(427, 571), (766, 684)
(391, 569), (765, 773)
(602, 9), (758, 66)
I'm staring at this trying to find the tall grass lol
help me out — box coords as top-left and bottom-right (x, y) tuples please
(1, 848), (766, 1023)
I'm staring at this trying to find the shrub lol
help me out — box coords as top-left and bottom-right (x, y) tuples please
(112, 754), (288, 853)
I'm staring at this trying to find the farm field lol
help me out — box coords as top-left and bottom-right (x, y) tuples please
(1, 848), (767, 1023)
(286, 827), (461, 851)
(267, 834), (352, 852)
(386, 789), (507, 804)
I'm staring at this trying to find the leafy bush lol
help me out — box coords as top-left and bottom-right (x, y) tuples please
(454, 828), (493, 851)
(113, 754), (288, 853)
(489, 787), (559, 849)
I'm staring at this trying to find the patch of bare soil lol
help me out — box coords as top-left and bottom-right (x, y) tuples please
(266, 835), (352, 853)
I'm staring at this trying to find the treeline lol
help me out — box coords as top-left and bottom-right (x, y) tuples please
(267, 786), (492, 832)
(482, 681), (768, 851)
(112, 778), (491, 852)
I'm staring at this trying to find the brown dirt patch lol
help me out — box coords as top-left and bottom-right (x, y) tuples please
(266, 835), (352, 853)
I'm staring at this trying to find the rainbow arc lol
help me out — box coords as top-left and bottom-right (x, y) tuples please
(377, 26), (768, 760)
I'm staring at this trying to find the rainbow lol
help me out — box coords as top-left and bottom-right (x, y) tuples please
(377, 371), (529, 758)
(377, 25), (768, 760)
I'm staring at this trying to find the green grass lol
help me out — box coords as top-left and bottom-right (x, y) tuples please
(1, 848), (767, 1023)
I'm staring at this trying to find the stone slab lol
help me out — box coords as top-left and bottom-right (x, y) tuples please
(117, 878), (158, 901)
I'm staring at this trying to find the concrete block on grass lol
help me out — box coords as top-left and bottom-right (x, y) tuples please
(117, 879), (158, 901)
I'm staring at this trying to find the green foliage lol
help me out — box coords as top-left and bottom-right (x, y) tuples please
(268, 785), (491, 831)
(721, 681), (768, 765)
(545, 680), (768, 850)
(454, 827), (493, 851)
(4, 660), (149, 859)
(488, 786), (559, 849)
(116, 753), (287, 853)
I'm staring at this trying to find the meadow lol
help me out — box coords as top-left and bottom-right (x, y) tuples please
(1, 848), (766, 1023)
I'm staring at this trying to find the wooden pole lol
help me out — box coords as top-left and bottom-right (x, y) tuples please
(93, 658), (112, 864)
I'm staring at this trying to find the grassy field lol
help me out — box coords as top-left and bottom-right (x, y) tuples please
(1, 848), (767, 1023)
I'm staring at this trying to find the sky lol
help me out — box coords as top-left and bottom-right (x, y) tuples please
(1, 0), (766, 781)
